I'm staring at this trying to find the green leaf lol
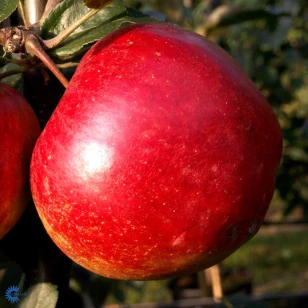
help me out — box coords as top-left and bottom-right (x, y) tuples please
(0, 0), (19, 24)
(41, 0), (155, 59)
(285, 147), (308, 162)
(18, 283), (58, 308)
(0, 63), (23, 93)
(0, 41), (23, 91)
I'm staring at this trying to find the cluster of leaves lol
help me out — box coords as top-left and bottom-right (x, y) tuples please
(40, 0), (153, 59)
(0, 0), (154, 83)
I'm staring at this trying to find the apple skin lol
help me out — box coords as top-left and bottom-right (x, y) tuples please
(30, 23), (282, 280)
(0, 83), (40, 240)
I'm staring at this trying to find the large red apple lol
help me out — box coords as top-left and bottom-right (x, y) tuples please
(0, 83), (40, 239)
(30, 23), (282, 280)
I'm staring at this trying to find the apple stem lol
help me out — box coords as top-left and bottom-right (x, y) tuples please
(24, 34), (69, 88)
(0, 2), (114, 88)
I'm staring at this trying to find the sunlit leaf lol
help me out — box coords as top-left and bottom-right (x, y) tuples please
(18, 283), (58, 308)
(41, 0), (155, 59)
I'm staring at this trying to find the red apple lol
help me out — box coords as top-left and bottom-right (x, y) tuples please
(0, 83), (40, 239)
(30, 23), (282, 280)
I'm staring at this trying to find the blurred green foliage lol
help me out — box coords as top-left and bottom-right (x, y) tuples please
(225, 228), (308, 294)
(124, 0), (308, 220)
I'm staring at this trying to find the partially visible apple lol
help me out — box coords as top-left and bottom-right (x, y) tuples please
(30, 23), (282, 280)
(0, 83), (40, 239)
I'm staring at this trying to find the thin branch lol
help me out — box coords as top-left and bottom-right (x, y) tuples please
(262, 220), (308, 226)
(18, 1), (31, 27)
(0, 67), (27, 80)
(2, 56), (30, 66)
(210, 265), (223, 302)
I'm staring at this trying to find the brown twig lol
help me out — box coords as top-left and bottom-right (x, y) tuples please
(210, 265), (223, 302)
(0, 27), (69, 88)
(18, 1), (31, 27)
(0, 67), (27, 81)
(0, 0), (114, 87)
